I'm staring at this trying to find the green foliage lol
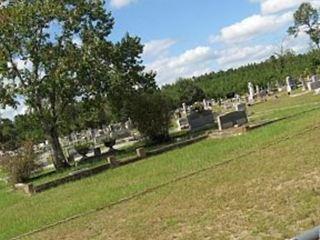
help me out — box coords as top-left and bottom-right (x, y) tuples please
(162, 78), (206, 108)
(191, 102), (205, 112)
(0, 1), (156, 170)
(288, 2), (320, 48)
(0, 118), (18, 151)
(0, 114), (45, 152)
(0, 0), (117, 169)
(103, 138), (116, 148)
(162, 50), (320, 102)
(14, 114), (45, 144)
(128, 92), (172, 143)
(0, 141), (37, 184)
(60, 99), (113, 135)
(74, 142), (91, 157)
(107, 34), (158, 122)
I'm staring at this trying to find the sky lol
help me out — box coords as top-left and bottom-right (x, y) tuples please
(107, 0), (320, 86)
(1, 0), (320, 119)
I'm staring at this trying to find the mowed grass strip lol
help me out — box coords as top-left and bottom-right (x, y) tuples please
(0, 94), (319, 240)
(25, 110), (320, 240)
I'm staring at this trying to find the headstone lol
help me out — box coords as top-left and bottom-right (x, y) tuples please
(67, 149), (76, 163)
(300, 76), (307, 91)
(234, 103), (246, 112)
(311, 75), (318, 82)
(286, 76), (292, 94)
(267, 82), (271, 93)
(94, 147), (101, 156)
(125, 118), (134, 130)
(187, 110), (214, 131)
(203, 99), (208, 110)
(255, 85), (260, 95)
(182, 103), (187, 115)
(217, 111), (248, 131)
(307, 81), (320, 91)
(259, 90), (268, 101)
(315, 88), (320, 95)
(136, 148), (147, 158)
(177, 118), (189, 130)
(223, 101), (232, 110)
(14, 183), (34, 196)
(248, 82), (255, 103)
(235, 94), (240, 102)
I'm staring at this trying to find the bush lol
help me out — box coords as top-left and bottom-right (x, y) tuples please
(103, 138), (116, 153)
(0, 142), (37, 184)
(191, 102), (205, 112)
(74, 142), (91, 157)
(128, 92), (172, 143)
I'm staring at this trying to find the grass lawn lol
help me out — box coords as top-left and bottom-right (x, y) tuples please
(1, 93), (320, 239)
(29, 129), (204, 186)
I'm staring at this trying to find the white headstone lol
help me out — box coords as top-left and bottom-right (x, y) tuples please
(255, 85), (260, 95)
(248, 82), (254, 103)
(182, 103), (187, 114)
(203, 99), (208, 110)
(286, 76), (292, 94)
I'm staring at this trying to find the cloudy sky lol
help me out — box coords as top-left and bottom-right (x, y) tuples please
(109, 0), (320, 86)
(1, 0), (320, 119)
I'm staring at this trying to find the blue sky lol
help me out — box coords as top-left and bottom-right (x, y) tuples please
(110, 0), (260, 51)
(1, 0), (320, 119)
(107, 0), (320, 86)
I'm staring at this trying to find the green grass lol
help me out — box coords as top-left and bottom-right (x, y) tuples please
(1, 93), (320, 239)
(29, 128), (209, 186)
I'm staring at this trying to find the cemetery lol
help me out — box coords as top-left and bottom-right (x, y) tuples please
(1, 84), (320, 239)
(2, 1), (320, 240)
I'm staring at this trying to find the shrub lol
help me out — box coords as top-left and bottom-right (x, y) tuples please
(191, 102), (205, 112)
(128, 92), (172, 143)
(0, 142), (37, 184)
(103, 138), (116, 153)
(74, 142), (91, 157)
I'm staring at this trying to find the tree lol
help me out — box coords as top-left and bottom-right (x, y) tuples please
(14, 114), (45, 144)
(0, 0), (116, 170)
(106, 34), (158, 122)
(62, 98), (113, 133)
(0, 118), (19, 151)
(128, 92), (172, 143)
(161, 49), (320, 100)
(174, 79), (206, 106)
(288, 2), (320, 49)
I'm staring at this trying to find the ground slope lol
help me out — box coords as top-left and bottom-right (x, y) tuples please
(1, 93), (320, 239)
(24, 108), (320, 240)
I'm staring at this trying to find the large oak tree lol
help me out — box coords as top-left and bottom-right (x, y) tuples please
(0, 0), (154, 170)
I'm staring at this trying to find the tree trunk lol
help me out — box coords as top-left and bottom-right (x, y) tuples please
(46, 126), (69, 170)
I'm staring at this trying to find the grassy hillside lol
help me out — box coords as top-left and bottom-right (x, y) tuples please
(1, 93), (320, 239)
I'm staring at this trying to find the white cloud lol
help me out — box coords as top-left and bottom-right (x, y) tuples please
(259, 0), (320, 15)
(216, 44), (277, 69)
(144, 0), (318, 85)
(110, 0), (136, 9)
(147, 35), (313, 85)
(146, 46), (216, 85)
(143, 39), (176, 61)
(213, 11), (292, 44)
(0, 98), (27, 120)
(282, 33), (312, 53)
